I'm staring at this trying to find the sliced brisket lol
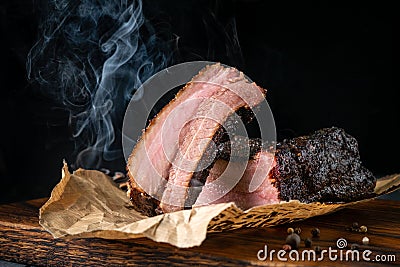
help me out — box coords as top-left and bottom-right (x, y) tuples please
(160, 64), (266, 212)
(127, 63), (266, 213)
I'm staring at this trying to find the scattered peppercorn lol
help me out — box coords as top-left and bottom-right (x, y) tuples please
(304, 238), (312, 248)
(314, 246), (322, 254)
(282, 244), (292, 251)
(351, 243), (360, 250)
(362, 237), (369, 245)
(287, 227), (294, 234)
(346, 223), (368, 233)
(285, 233), (301, 250)
(311, 228), (320, 238)
(294, 227), (302, 235)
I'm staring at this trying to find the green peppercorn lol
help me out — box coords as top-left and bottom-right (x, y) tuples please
(311, 228), (320, 237)
(360, 225), (367, 233)
(294, 227), (302, 235)
(285, 233), (301, 250)
(304, 238), (312, 248)
(287, 227), (294, 234)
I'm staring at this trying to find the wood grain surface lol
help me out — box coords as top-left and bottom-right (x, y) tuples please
(0, 198), (399, 266)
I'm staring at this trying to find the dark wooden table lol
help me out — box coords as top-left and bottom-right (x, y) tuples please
(0, 198), (399, 266)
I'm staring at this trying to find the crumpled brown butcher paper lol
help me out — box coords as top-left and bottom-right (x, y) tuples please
(39, 162), (400, 248)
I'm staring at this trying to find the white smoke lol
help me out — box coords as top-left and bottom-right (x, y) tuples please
(27, 0), (170, 168)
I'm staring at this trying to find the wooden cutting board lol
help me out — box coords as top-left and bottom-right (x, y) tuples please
(0, 198), (399, 266)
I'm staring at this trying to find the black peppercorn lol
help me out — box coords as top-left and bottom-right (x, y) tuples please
(352, 222), (359, 229)
(285, 233), (301, 250)
(294, 227), (302, 235)
(304, 238), (312, 248)
(311, 228), (320, 238)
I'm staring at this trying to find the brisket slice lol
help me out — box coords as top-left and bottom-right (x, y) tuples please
(128, 127), (376, 216)
(127, 108), (258, 217)
(160, 65), (265, 212)
(127, 105), (257, 217)
(127, 63), (266, 213)
(184, 108), (259, 208)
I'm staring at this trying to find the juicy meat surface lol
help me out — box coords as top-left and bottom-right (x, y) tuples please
(127, 63), (266, 213)
(194, 151), (279, 210)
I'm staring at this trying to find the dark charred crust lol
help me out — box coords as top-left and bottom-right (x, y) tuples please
(271, 127), (376, 203)
(236, 106), (257, 125)
(128, 179), (161, 217)
(217, 136), (263, 161)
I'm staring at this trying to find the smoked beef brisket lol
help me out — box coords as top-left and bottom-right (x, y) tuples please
(127, 63), (266, 213)
(127, 63), (376, 216)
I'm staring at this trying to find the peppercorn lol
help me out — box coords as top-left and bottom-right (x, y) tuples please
(304, 238), (312, 248)
(294, 227), (302, 235)
(287, 227), (294, 234)
(314, 246), (322, 254)
(311, 228), (320, 238)
(351, 243), (360, 250)
(282, 244), (292, 251)
(360, 225), (367, 233)
(285, 233), (301, 250)
(362, 237), (369, 245)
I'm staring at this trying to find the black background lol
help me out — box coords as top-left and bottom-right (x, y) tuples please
(0, 0), (396, 203)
